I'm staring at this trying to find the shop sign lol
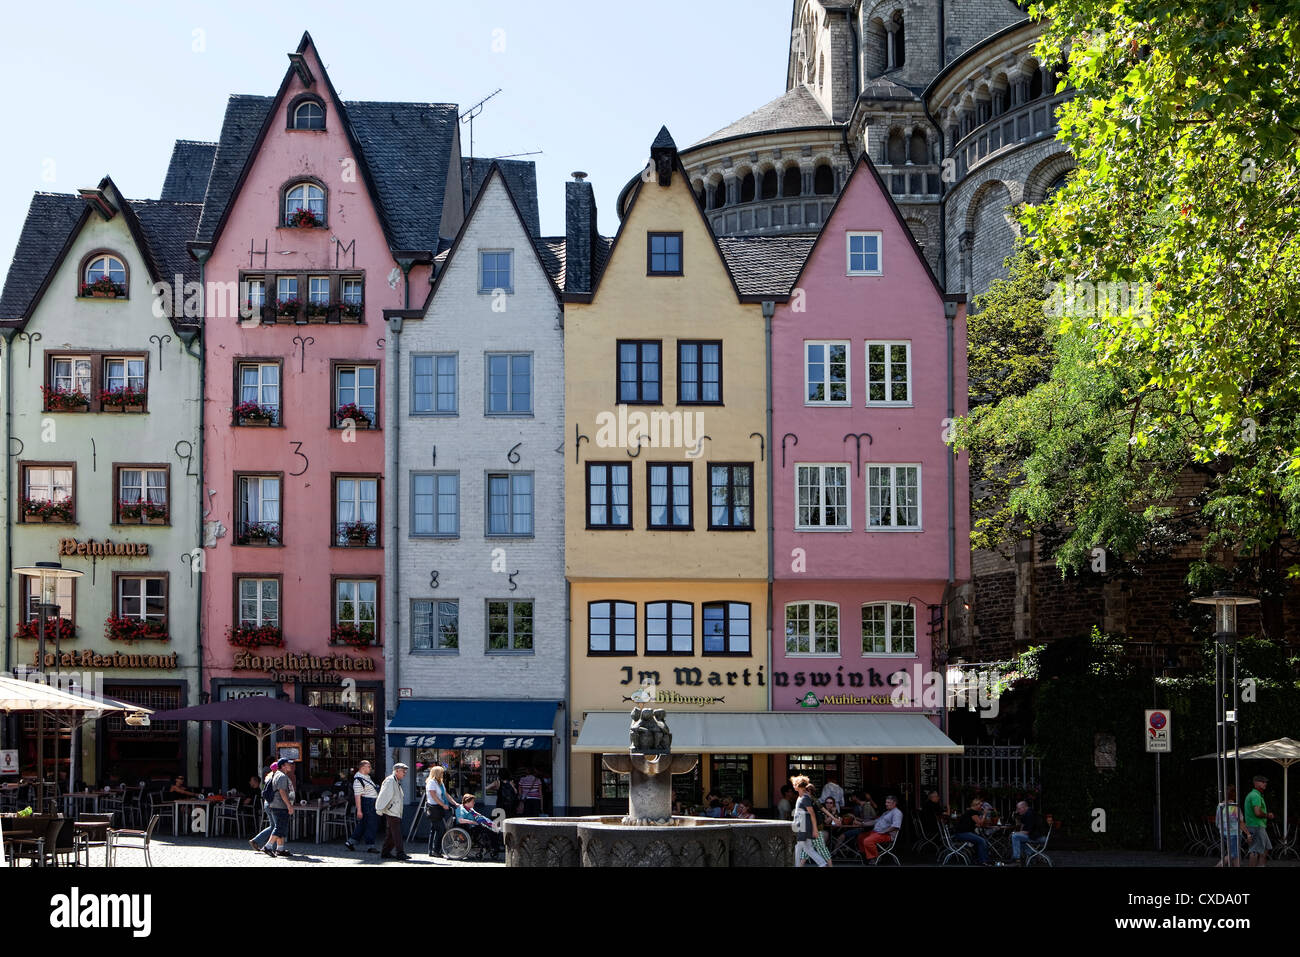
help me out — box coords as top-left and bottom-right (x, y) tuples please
(387, 733), (551, 750)
(794, 691), (897, 708)
(232, 651), (376, 684)
(221, 686), (272, 700)
(1, 750), (18, 776)
(58, 538), (150, 557)
(617, 664), (765, 689)
(31, 649), (179, 670)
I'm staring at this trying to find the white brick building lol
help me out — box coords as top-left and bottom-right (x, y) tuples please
(383, 167), (568, 812)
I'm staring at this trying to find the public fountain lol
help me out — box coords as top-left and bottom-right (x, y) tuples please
(502, 708), (792, 867)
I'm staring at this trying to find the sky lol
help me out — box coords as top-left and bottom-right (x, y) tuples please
(0, 0), (795, 270)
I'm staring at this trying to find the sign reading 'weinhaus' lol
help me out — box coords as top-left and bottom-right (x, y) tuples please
(59, 538), (150, 557)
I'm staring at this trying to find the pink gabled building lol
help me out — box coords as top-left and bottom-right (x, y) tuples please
(769, 155), (968, 805)
(191, 33), (464, 788)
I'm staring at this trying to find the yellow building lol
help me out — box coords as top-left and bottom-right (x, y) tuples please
(564, 129), (794, 812)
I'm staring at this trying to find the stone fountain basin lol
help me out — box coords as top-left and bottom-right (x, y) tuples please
(502, 816), (792, 867)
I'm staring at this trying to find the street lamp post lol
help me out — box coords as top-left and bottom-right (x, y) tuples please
(14, 561), (84, 807)
(1191, 590), (1259, 862)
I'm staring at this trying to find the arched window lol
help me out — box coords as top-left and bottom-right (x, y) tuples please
(909, 132), (928, 166)
(760, 169), (778, 200)
(1029, 68), (1043, 100)
(887, 130), (906, 166)
(283, 182), (326, 227)
(783, 166), (802, 197)
(80, 253), (127, 297)
(711, 183), (727, 210)
(813, 164), (834, 195)
(895, 16), (905, 68)
(694, 184), (706, 207)
(739, 172), (755, 204)
(292, 100), (325, 130)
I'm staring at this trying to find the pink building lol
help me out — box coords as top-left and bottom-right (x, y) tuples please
(191, 34), (464, 788)
(769, 155), (968, 804)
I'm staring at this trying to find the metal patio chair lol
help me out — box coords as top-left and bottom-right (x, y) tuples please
(107, 813), (161, 867)
(1023, 822), (1053, 867)
(939, 822), (973, 865)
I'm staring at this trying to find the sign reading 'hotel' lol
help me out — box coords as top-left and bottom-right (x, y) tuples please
(59, 538), (151, 557)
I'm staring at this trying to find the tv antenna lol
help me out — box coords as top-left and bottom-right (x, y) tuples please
(459, 88), (503, 164)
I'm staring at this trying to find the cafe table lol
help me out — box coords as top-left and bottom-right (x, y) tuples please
(62, 790), (112, 818)
(291, 801), (329, 843)
(167, 799), (218, 836)
(74, 820), (112, 866)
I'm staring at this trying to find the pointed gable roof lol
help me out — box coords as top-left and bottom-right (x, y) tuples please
(785, 152), (957, 302)
(0, 177), (203, 328)
(422, 163), (561, 310)
(461, 157), (540, 237)
(193, 32), (458, 255)
(582, 128), (805, 304)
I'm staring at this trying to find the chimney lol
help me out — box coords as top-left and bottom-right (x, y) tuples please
(650, 126), (677, 186)
(565, 171), (598, 295)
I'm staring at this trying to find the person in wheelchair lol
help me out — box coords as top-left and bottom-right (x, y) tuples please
(453, 794), (502, 856)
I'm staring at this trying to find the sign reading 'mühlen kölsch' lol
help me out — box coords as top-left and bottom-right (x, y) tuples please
(58, 538), (151, 557)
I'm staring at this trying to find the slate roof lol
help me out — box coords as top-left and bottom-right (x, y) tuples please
(0, 193), (84, 320)
(0, 192), (204, 324)
(195, 95), (460, 252)
(692, 85), (834, 147)
(160, 140), (217, 203)
(534, 235), (614, 293)
(861, 75), (920, 101)
(716, 235), (817, 296)
(462, 158), (540, 237)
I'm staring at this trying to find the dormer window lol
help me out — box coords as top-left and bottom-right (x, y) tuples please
(291, 99), (325, 130)
(79, 253), (127, 298)
(284, 182), (325, 227)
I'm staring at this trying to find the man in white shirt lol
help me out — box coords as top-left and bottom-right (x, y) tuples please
(857, 795), (903, 861)
(819, 775), (845, 809)
(345, 759), (379, 853)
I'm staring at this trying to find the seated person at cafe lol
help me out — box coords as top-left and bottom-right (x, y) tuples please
(240, 774), (261, 805)
(734, 799), (756, 820)
(954, 797), (993, 864)
(719, 794), (737, 818)
(858, 795), (904, 860)
(851, 792), (878, 824)
(454, 795), (502, 855)
(917, 790), (945, 830)
(165, 775), (200, 801)
(818, 797), (840, 829)
(777, 784), (795, 820)
(1010, 800), (1045, 863)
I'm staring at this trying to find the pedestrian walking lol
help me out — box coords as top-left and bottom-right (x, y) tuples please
(249, 761), (279, 852)
(425, 764), (454, 858)
(345, 759), (380, 853)
(1244, 775), (1274, 867)
(1215, 786), (1249, 867)
(791, 775), (829, 867)
(262, 758), (296, 858)
(376, 762), (411, 861)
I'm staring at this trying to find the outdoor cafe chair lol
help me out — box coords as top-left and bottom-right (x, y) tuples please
(1023, 821), (1053, 867)
(911, 816), (942, 855)
(868, 831), (902, 866)
(1269, 820), (1298, 861)
(939, 822), (973, 865)
(213, 796), (244, 838)
(76, 813), (116, 866)
(10, 815), (63, 867)
(107, 813), (160, 867)
(829, 827), (864, 865)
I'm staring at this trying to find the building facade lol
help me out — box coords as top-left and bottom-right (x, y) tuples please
(191, 34), (462, 790)
(769, 155), (967, 803)
(0, 178), (203, 785)
(384, 165), (568, 812)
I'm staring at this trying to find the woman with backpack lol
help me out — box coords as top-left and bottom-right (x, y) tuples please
(791, 775), (830, 867)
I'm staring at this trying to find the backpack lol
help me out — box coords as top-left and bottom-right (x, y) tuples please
(261, 772), (278, 805)
(498, 780), (519, 812)
(792, 797), (811, 838)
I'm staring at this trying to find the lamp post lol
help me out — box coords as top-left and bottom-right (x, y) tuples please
(15, 561), (84, 804)
(1191, 590), (1259, 862)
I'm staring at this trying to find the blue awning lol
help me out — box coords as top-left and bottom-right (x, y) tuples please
(385, 699), (558, 750)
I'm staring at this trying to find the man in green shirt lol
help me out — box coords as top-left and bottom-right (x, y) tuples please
(1243, 775), (1274, 866)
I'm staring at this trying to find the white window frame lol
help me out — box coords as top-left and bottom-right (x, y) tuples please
(308, 275), (330, 305)
(25, 466), (72, 504)
(335, 364), (378, 422)
(804, 340), (850, 405)
(292, 100), (325, 130)
(846, 231), (882, 276)
(284, 183), (325, 222)
(238, 578), (280, 628)
(335, 476), (379, 545)
(238, 475), (281, 532)
(336, 579), (378, 634)
(411, 471), (458, 538)
(866, 464), (921, 530)
(117, 576), (166, 624)
(795, 463), (851, 531)
(479, 249), (514, 294)
(785, 600), (840, 657)
(238, 362), (281, 421)
(52, 357), (92, 395)
(104, 357), (146, 393)
(865, 340), (912, 406)
(861, 601), (917, 656)
(85, 255), (126, 285)
(245, 278), (266, 309)
(276, 276), (298, 302)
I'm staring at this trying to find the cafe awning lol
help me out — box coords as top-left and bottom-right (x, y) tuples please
(386, 699), (559, 750)
(573, 711), (963, 754)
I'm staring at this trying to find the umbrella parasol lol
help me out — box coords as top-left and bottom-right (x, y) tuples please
(1194, 737), (1300, 833)
(150, 698), (358, 778)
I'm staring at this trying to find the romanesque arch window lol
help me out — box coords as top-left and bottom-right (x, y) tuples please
(887, 130), (906, 166)
(909, 132), (928, 166)
(813, 164), (834, 195)
(283, 181), (327, 227)
(710, 183), (727, 210)
(694, 184), (706, 207)
(893, 13), (905, 69)
(740, 172), (755, 204)
(1029, 67), (1043, 100)
(761, 169), (778, 200)
(783, 166), (802, 198)
(288, 95), (326, 130)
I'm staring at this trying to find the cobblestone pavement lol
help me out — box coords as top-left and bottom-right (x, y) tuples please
(98, 834), (504, 867)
